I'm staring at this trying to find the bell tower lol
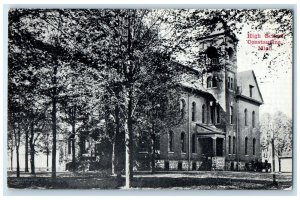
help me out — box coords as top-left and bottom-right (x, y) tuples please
(198, 20), (239, 163)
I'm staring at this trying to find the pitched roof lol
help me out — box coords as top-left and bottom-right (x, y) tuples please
(196, 123), (225, 134)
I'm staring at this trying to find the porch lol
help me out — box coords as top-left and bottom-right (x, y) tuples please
(196, 123), (226, 170)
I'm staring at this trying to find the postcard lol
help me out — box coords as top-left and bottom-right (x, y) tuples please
(6, 8), (293, 190)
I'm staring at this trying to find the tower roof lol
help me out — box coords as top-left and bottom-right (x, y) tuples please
(197, 19), (239, 42)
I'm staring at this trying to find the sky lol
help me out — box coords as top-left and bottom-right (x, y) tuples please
(236, 24), (293, 118)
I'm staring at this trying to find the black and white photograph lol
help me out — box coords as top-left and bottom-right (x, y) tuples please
(5, 7), (293, 190)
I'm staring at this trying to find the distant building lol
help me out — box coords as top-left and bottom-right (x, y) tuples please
(279, 152), (292, 173)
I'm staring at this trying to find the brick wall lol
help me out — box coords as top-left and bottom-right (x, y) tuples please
(237, 100), (261, 163)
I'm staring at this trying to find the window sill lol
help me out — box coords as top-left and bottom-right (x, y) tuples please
(168, 151), (174, 154)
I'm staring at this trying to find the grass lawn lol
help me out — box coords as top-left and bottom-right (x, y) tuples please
(7, 171), (292, 190)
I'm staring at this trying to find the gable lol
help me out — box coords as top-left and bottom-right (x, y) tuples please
(237, 70), (264, 104)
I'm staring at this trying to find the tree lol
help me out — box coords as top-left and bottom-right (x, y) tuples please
(134, 54), (183, 173)
(260, 111), (292, 171)
(7, 129), (14, 171)
(272, 111), (292, 172)
(28, 105), (49, 175)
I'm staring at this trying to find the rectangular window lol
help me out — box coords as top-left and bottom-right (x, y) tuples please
(249, 85), (254, 97)
(233, 136), (236, 154)
(192, 102), (196, 122)
(245, 137), (248, 155)
(227, 77), (231, 88)
(253, 138), (256, 155)
(202, 105), (206, 123)
(216, 105), (220, 123)
(168, 131), (174, 152)
(210, 106), (215, 124)
(68, 138), (71, 155)
(181, 132), (186, 153)
(230, 78), (233, 89)
(230, 106), (233, 124)
(228, 136), (231, 154)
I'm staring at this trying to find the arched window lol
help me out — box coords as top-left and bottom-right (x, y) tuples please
(210, 104), (215, 124)
(228, 136), (231, 154)
(230, 106), (233, 124)
(181, 132), (186, 153)
(233, 136), (236, 154)
(252, 111), (255, 128)
(227, 77), (231, 88)
(180, 99), (186, 119)
(230, 78), (233, 89)
(192, 102), (196, 122)
(245, 137), (248, 155)
(168, 131), (174, 152)
(253, 138), (256, 155)
(192, 134), (196, 153)
(202, 104), (206, 123)
(206, 46), (219, 64)
(227, 47), (234, 61)
(207, 76), (212, 88)
(216, 104), (220, 123)
(244, 109), (248, 126)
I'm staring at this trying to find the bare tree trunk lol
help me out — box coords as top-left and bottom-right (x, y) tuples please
(125, 88), (134, 188)
(124, 118), (133, 188)
(51, 64), (58, 179)
(30, 144), (35, 175)
(112, 105), (120, 175)
(10, 147), (14, 171)
(29, 122), (35, 174)
(46, 132), (49, 171)
(16, 121), (21, 177)
(124, 10), (135, 188)
(16, 145), (20, 177)
(46, 146), (49, 171)
(13, 114), (21, 177)
(10, 134), (14, 171)
(71, 122), (76, 164)
(278, 156), (282, 172)
(112, 138), (116, 175)
(151, 130), (156, 174)
(25, 129), (29, 172)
